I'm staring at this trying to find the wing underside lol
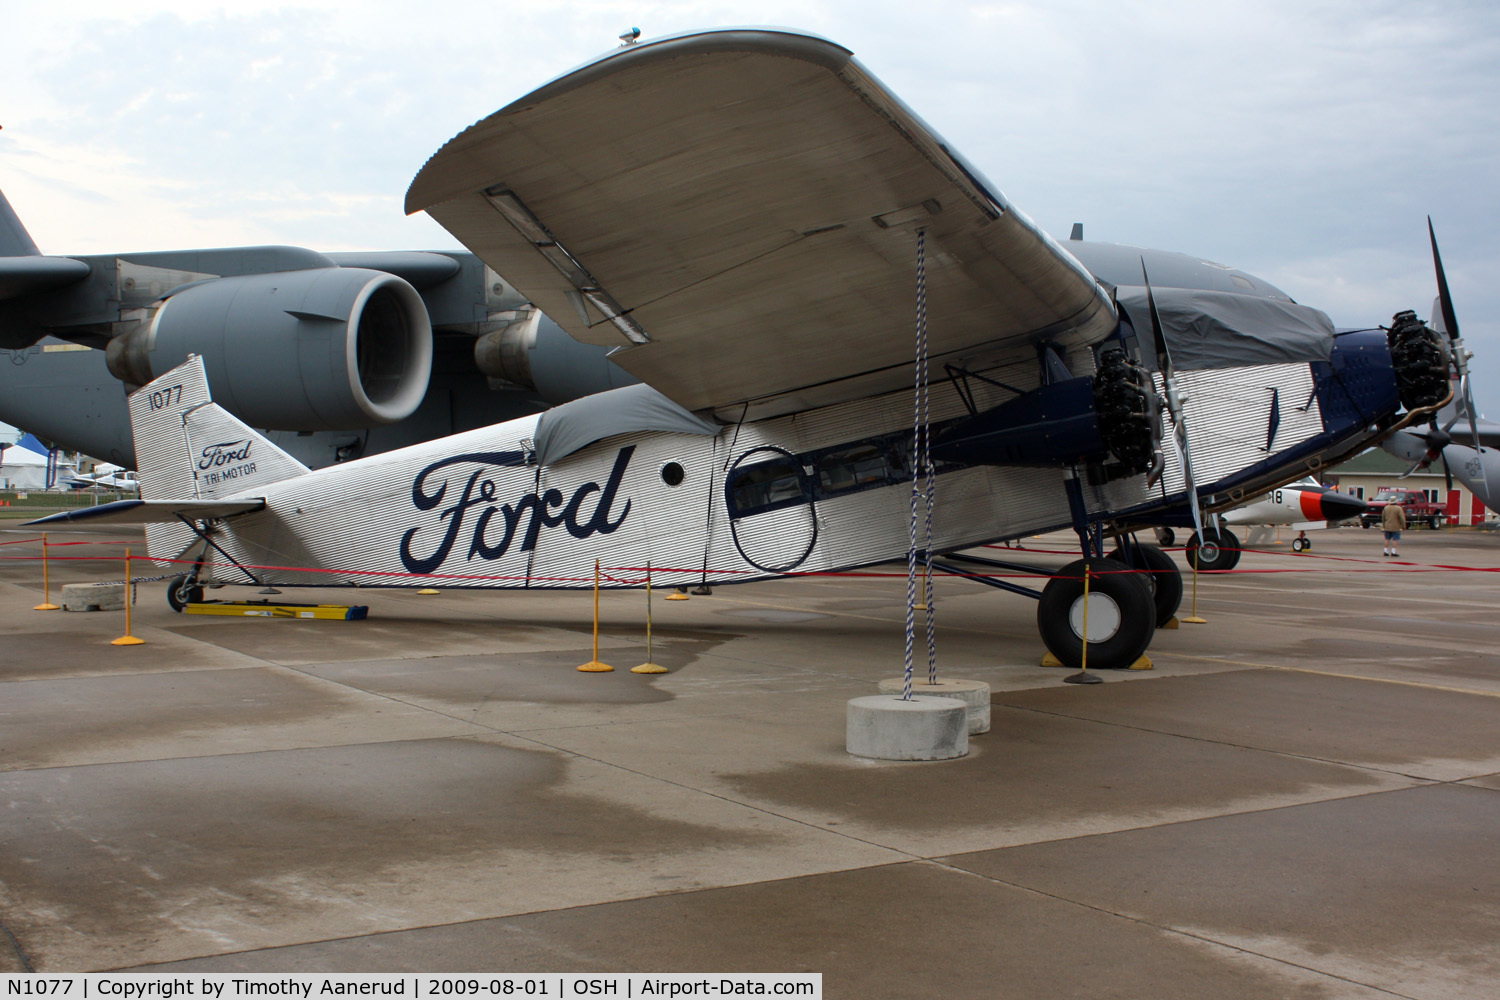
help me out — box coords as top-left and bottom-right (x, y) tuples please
(407, 29), (1116, 419)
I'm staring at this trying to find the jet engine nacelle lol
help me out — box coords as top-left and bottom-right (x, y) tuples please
(106, 267), (432, 430)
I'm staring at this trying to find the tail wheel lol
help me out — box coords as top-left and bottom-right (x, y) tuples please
(1186, 528), (1241, 572)
(166, 574), (203, 613)
(1038, 557), (1155, 670)
(1105, 543), (1183, 628)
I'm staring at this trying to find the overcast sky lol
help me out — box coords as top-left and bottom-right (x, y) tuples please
(3, 0), (1498, 436)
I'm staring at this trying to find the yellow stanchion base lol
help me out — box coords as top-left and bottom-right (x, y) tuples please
(631, 662), (669, 674)
(1128, 655), (1154, 670)
(417, 588), (440, 595)
(1160, 617), (1180, 630)
(913, 602), (928, 611)
(1041, 652), (1063, 667)
(665, 591), (690, 601)
(577, 661), (615, 672)
(34, 602), (61, 611)
(1181, 616), (1207, 624)
(111, 635), (146, 646)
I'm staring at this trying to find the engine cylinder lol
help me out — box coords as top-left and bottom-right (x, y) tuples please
(112, 268), (432, 430)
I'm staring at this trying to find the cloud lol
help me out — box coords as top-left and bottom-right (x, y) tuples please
(2, 0), (1497, 388)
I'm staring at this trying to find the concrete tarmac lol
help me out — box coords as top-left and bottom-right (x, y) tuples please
(2, 523), (1498, 997)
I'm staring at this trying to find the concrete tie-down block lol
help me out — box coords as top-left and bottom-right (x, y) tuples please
(61, 582), (126, 612)
(846, 694), (968, 761)
(878, 676), (991, 734)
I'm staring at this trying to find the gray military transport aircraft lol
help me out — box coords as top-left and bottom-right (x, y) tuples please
(23, 28), (1469, 670)
(0, 187), (636, 470)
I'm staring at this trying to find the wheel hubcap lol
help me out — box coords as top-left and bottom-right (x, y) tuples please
(1069, 593), (1122, 642)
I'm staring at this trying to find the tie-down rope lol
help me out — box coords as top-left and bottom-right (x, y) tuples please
(904, 228), (938, 700)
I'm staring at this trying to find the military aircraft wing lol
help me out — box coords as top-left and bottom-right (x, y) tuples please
(0, 256), (91, 300)
(406, 28), (1116, 418)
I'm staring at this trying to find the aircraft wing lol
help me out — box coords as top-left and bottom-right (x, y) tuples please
(0, 256), (91, 300)
(26, 498), (266, 527)
(407, 29), (1116, 418)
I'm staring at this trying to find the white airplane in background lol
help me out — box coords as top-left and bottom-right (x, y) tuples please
(29, 29), (1461, 671)
(65, 464), (139, 492)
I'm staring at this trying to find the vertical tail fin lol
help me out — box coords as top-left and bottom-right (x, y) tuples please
(0, 188), (42, 257)
(129, 355), (311, 561)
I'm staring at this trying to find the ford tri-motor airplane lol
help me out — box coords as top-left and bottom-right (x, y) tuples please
(30, 29), (1462, 670)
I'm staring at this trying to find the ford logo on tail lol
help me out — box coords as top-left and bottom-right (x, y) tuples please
(198, 440), (253, 469)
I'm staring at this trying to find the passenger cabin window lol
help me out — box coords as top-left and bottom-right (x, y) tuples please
(727, 456), (807, 516)
(816, 443), (897, 496)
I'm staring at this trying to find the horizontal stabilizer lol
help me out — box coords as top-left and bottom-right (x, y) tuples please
(26, 498), (266, 527)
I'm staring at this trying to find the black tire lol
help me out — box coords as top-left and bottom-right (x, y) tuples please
(166, 574), (203, 613)
(1186, 528), (1241, 571)
(1430, 515), (1443, 530)
(1292, 537), (1308, 553)
(1037, 557), (1155, 670)
(1153, 527), (1176, 547)
(1106, 543), (1183, 628)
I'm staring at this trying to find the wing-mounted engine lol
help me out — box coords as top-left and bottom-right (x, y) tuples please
(105, 267), (432, 430)
(930, 346), (1160, 479)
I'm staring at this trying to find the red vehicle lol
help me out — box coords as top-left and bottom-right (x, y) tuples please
(1360, 488), (1445, 529)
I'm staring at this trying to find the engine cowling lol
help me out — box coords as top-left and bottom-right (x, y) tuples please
(106, 267), (432, 430)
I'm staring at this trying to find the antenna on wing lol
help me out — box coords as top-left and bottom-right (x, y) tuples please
(619, 27), (641, 45)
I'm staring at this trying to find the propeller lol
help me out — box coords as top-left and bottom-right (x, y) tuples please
(1426, 218), (1487, 494)
(1142, 260), (1207, 544)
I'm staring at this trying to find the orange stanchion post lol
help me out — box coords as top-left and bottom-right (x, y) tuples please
(577, 559), (614, 672)
(632, 561), (668, 674)
(111, 547), (146, 646)
(34, 532), (60, 610)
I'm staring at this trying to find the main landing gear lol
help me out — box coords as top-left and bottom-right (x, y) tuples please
(1186, 527), (1241, 572)
(1037, 553), (1166, 670)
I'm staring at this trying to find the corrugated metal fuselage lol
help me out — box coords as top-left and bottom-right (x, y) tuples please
(181, 346), (1380, 591)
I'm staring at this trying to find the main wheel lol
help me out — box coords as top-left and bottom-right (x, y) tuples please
(1186, 528), (1241, 571)
(1038, 557), (1155, 670)
(1105, 543), (1183, 628)
(166, 574), (203, 613)
(1292, 536), (1309, 553)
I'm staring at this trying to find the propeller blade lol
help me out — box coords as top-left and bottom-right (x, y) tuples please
(1442, 453), (1454, 494)
(1429, 217), (1460, 343)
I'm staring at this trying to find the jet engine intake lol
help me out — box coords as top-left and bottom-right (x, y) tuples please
(106, 267), (432, 430)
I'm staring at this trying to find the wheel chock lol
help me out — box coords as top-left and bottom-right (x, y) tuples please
(1160, 617), (1180, 629)
(1041, 651), (1064, 667)
(1128, 655), (1154, 670)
